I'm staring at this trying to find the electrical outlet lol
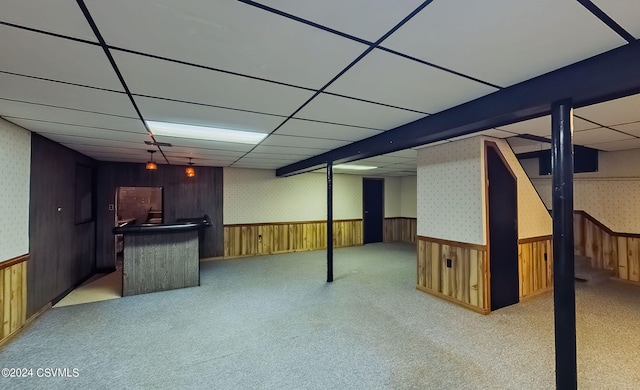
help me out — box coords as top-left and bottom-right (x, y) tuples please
(108, 204), (115, 211)
(446, 258), (452, 268)
(544, 253), (548, 261)
(258, 235), (262, 241)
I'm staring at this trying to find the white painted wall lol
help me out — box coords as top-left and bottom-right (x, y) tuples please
(223, 168), (361, 224)
(0, 119), (31, 262)
(224, 168), (409, 224)
(384, 176), (401, 217)
(400, 176), (417, 218)
(417, 137), (485, 244)
(522, 148), (640, 233)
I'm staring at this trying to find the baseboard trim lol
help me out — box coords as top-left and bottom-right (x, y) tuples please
(220, 243), (363, 260)
(610, 277), (640, 287)
(416, 286), (490, 315)
(0, 303), (51, 350)
(520, 286), (553, 300)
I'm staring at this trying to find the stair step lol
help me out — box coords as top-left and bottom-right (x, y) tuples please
(574, 255), (612, 285)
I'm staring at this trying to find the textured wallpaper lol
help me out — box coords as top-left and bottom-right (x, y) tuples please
(532, 178), (640, 234)
(417, 137), (484, 244)
(0, 119), (31, 262)
(524, 147), (640, 234)
(224, 168), (365, 224)
(400, 176), (417, 218)
(491, 138), (552, 238)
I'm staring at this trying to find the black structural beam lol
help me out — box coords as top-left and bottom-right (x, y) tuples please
(277, 41), (640, 177)
(327, 162), (334, 283)
(551, 100), (577, 389)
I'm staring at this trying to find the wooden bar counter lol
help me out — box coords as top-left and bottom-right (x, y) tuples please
(113, 216), (211, 296)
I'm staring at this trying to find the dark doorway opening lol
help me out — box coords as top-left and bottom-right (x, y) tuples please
(486, 145), (519, 311)
(363, 178), (384, 244)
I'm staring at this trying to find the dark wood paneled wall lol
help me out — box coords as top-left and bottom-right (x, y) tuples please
(383, 217), (416, 243)
(123, 231), (199, 296)
(96, 163), (223, 269)
(29, 134), (96, 316)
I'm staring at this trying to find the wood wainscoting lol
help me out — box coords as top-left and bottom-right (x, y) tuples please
(573, 210), (640, 283)
(384, 217), (416, 244)
(416, 236), (489, 314)
(518, 236), (553, 299)
(224, 219), (363, 258)
(574, 211), (617, 272)
(1, 254), (28, 344)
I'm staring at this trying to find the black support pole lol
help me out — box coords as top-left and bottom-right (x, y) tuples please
(327, 161), (334, 283)
(551, 99), (577, 389)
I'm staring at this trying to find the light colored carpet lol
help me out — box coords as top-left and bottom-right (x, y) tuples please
(1, 243), (640, 389)
(53, 270), (122, 307)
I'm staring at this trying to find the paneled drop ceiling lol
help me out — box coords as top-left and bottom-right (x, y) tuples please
(1, 0), (639, 176)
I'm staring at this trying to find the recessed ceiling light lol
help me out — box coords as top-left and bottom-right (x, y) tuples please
(146, 121), (267, 144)
(333, 164), (377, 171)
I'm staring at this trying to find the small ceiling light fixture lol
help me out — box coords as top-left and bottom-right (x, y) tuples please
(146, 121), (267, 144)
(186, 158), (195, 178)
(333, 164), (377, 171)
(146, 150), (158, 170)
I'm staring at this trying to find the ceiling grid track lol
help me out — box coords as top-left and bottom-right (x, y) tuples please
(74, 0), (170, 164)
(231, 0), (437, 166)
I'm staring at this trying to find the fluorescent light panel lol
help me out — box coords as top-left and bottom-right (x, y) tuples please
(333, 164), (377, 170)
(146, 121), (267, 144)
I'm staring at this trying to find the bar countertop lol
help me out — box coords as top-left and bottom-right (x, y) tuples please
(112, 214), (211, 235)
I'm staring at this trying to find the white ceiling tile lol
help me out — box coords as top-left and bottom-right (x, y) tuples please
(1, 0), (97, 41)
(152, 135), (254, 152)
(496, 116), (551, 137)
(5, 116), (146, 136)
(295, 93), (426, 130)
(252, 145), (329, 157)
(382, 0), (625, 87)
(0, 73), (136, 117)
(134, 96), (283, 134)
(0, 25), (122, 91)
(256, 0), (425, 42)
(480, 129), (516, 138)
(232, 162), (285, 169)
(44, 134), (150, 149)
(575, 94), (640, 126)
(114, 51), (314, 116)
(0, 99), (143, 132)
(241, 152), (302, 161)
(497, 114), (598, 136)
(447, 133), (483, 142)
(611, 122), (640, 137)
(260, 135), (350, 149)
(275, 119), (382, 141)
(573, 116), (602, 131)
(327, 49), (497, 114)
(412, 140), (450, 150)
(86, 0), (367, 88)
(356, 156), (414, 165)
(591, 0), (640, 38)
(235, 157), (300, 165)
(165, 155), (236, 166)
(383, 149), (417, 159)
(162, 147), (245, 158)
(574, 128), (634, 145)
(7, 118), (148, 143)
(587, 138), (640, 152)
(71, 146), (146, 157)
